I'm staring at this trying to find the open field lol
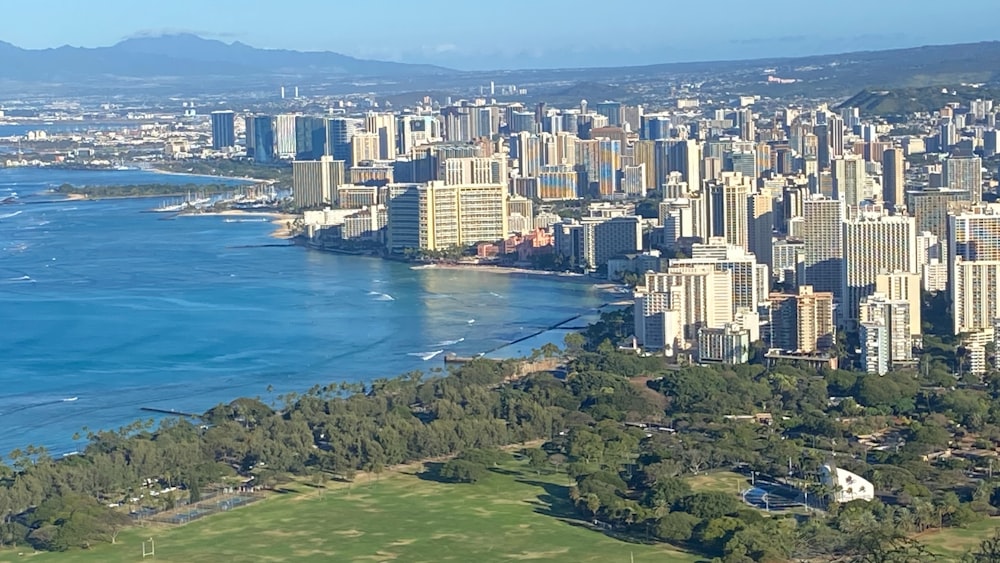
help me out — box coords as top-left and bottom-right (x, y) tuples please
(920, 516), (1000, 559)
(3, 461), (699, 563)
(684, 471), (747, 495)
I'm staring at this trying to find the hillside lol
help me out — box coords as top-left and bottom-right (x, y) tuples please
(839, 85), (1000, 115)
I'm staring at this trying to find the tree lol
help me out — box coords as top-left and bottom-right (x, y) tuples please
(438, 460), (487, 483)
(564, 333), (586, 354)
(675, 492), (742, 519)
(524, 448), (548, 474)
(964, 530), (1000, 562)
(655, 512), (699, 542)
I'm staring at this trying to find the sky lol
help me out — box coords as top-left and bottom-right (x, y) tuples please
(1, 0), (999, 70)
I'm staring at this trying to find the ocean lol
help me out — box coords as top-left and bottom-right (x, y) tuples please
(0, 167), (608, 456)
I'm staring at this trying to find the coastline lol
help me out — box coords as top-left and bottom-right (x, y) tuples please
(180, 209), (297, 239)
(410, 263), (601, 285)
(147, 165), (266, 185)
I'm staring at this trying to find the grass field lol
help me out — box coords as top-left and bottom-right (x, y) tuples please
(3, 461), (699, 563)
(920, 516), (1000, 560)
(684, 471), (746, 495)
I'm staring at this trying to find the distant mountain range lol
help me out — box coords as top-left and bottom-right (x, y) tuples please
(0, 33), (451, 82)
(2, 34), (1000, 99)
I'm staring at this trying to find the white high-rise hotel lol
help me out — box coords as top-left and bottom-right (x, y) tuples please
(841, 205), (917, 328)
(949, 204), (1000, 335)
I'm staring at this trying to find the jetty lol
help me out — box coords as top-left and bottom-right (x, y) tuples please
(140, 407), (202, 419)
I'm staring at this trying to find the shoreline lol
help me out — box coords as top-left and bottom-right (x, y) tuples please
(179, 209), (297, 239)
(409, 263), (602, 285)
(147, 165), (267, 185)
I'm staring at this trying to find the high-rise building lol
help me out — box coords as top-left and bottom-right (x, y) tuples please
(801, 195), (844, 302)
(596, 138), (621, 197)
(419, 182), (507, 250)
(538, 165), (578, 200)
(841, 206), (917, 327)
(707, 172), (753, 251)
(210, 110), (235, 150)
(772, 238), (805, 286)
(828, 114), (845, 160)
(251, 116), (276, 163)
(831, 155), (866, 206)
(641, 114), (671, 141)
(351, 132), (381, 167)
(622, 163), (647, 197)
(386, 184), (421, 252)
(553, 216), (642, 270)
(365, 112), (398, 160)
(295, 116), (327, 160)
(939, 120), (958, 148)
(596, 101), (623, 127)
(292, 156), (345, 209)
(509, 111), (537, 134)
(442, 157), (506, 185)
(634, 267), (733, 352)
(859, 293), (913, 375)
(747, 193), (774, 268)
(910, 189), (972, 241)
(875, 272), (922, 338)
(768, 285), (835, 353)
(882, 148), (905, 212)
(949, 204), (1000, 335)
(672, 237), (769, 314)
(274, 114), (298, 158)
(325, 117), (355, 162)
(697, 323), (752, 364)
(942, 154), (984, 203)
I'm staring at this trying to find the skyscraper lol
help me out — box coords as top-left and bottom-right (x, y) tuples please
(768, 285), (835, 353)
(251, 116), (276, 164)
(942, 154), (984, 203)
(295, 116), (327, 160)
(707, 172), (753, 251)
(292, 156), (345, 209)
(596, 101), (623, 127)
(325, 117), (355, 162)
(365, 112), (398, 160)
(747, 193), (774, 268)
(859, 293), (913, 375)
(882, 148), (905, 212)
(274, 114), (298, 158)
(634, 267), (733, 351)
(841, 206), (917, 327)
(949, 204), (1000, 335)
(351, 132), (381, 167)
(671, 238), (769, 314)
(801, 195), (844, 302)
(210, 110), (235, 150)
(596, 138), (621, 197)
(831, 155), (866, 206)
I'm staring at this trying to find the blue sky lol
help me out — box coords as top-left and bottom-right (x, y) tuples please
(2, 0), (999, 69)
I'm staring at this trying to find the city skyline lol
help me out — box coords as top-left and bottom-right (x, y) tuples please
(3, 0), (1000, 70)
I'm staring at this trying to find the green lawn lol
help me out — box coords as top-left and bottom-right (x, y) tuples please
(921, 516), (1000, 560)
(4, 462), (698, 563)
(684, 471), (747, 495)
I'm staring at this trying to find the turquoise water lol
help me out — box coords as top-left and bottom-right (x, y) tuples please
(0, 167), (607, 455)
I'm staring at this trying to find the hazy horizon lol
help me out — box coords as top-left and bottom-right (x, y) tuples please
(3, 0), (1000, 70)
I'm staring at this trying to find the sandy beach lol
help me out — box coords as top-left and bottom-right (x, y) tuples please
(148, 166), (270, 185)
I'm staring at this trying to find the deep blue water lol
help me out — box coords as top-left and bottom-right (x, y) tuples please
(0, 167), (606, 455)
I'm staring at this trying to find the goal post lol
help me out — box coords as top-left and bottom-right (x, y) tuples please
(142, 537), (155, 558)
